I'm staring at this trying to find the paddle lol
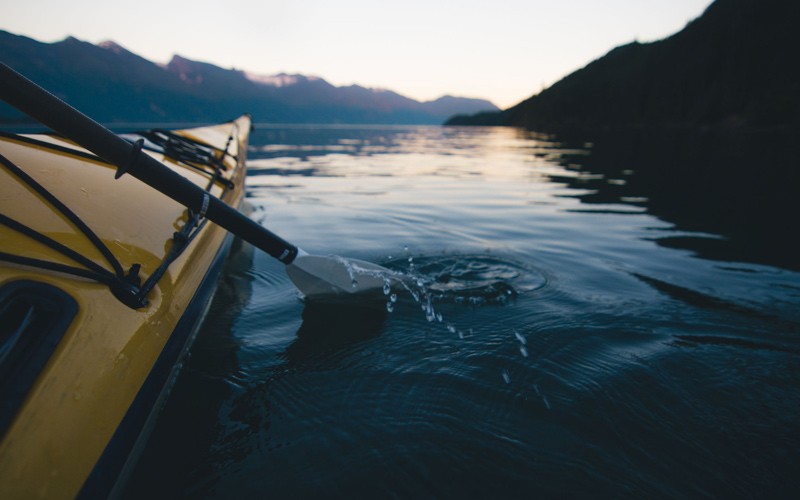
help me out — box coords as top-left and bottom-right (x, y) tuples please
(0, 62), (393, 298)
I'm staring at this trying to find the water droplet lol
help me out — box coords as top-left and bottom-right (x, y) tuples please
(390, 293), (397, 303)
(514, 330), (526, 345)
(383, 280), (391, 295)
(386, 302), (394, 313)
(436, 312), (443, 322)
(519, 346), (528, 358)
(542, 395), (551, 410)
(458, 330), (464, 339)
(351, 278), (358, 288)
(408, 256), (414, 264)
(502, 369), (511, 384)
(447, 324), (456, 334)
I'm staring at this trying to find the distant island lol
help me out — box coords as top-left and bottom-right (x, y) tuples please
(0, 31), (498, 125)
(447, 0), (799, 136)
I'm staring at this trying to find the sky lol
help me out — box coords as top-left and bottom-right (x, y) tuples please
(2, 0), (713, 109)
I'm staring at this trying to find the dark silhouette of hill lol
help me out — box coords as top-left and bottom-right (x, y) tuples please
(0, 30), (498, 125)
(448, 0), (800, 271)
(447, 0), (799, 134)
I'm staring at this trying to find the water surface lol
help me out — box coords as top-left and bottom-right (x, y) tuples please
(126, 125), (800, 498)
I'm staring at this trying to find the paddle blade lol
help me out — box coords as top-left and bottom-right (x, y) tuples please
(286, 254), (394, 298)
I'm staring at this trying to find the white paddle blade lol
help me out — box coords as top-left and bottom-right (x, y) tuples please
(286, 254), (394, 298)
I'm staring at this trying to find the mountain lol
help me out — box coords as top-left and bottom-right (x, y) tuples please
(448, 0), (799, 272)
(446, 0), (799, 134)
(0, 30), (498, 125)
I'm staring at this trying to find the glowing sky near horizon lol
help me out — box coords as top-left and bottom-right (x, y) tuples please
(2, 0), (712, 108)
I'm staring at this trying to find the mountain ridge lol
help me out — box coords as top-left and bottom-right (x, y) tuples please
(446, 0), (799, 135)
(0, 30), (498, 125)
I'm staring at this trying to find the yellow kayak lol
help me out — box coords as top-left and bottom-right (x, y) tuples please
(0, 114), (251, 498)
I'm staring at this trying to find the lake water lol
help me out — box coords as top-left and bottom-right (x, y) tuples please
(125, 125), (800, 498)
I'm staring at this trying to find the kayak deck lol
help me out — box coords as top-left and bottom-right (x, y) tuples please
(0, 115), (250, 498)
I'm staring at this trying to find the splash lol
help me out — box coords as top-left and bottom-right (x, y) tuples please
(368, 250), (550, 399)
(374, 251), (547, 342)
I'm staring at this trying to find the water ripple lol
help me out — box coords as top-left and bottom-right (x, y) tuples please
(385, 254), (547, 305)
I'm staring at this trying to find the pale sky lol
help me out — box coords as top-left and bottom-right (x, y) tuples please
(2, 0), (712, 109)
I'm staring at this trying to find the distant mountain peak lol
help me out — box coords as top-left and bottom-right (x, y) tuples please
(166, 55), (202, 84)
(167, 54), (197, 69)
(245, 72), (321, 88)
(98, 40), (136, 57)
(165, 54), (247, 85)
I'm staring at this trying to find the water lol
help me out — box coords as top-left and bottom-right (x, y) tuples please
(125, 125), (800, 498)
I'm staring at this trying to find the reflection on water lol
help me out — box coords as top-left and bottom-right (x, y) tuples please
(125, 237), (256, 498)
(550, 127), (800, 270)
(284, 302), (387, 366)
(126, 125), (800, 499)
